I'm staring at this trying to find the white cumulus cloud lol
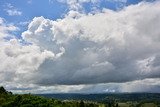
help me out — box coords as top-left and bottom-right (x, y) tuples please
(22, 1), (160, 85)
(0, 1), (160, 93)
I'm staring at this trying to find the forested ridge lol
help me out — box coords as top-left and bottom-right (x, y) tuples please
(0, 86), (102, 107)
(1, 86), (160, 107)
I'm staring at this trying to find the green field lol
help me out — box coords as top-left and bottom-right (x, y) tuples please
(141, 103), (157, 107)
(118, 103), (129, 107)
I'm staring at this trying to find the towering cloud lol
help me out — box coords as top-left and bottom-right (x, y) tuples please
(22, 1), (160, 85)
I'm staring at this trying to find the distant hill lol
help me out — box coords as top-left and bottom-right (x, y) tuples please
(36, 93), (160, 102)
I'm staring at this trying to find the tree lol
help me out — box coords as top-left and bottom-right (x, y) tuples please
(0, 86), (7, 94)
(108, 102), (111, 107)
(116, 103), (118, 107)
(13, 95), (22, 106)
(79, 100), (85, 107)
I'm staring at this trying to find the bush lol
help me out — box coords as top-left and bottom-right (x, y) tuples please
(20, 104), (34, 107)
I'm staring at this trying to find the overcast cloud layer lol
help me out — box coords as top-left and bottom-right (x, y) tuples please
(0, 1), (160, 93)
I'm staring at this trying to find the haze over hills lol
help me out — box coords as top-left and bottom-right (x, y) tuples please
(36, 93), (160, 102)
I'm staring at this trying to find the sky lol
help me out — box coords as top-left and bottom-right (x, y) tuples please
(0, 0), (160, 94)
